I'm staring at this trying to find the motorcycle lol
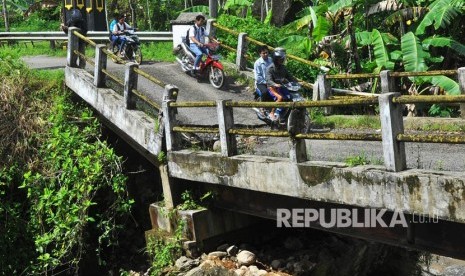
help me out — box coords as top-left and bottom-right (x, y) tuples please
(174, 42), (225, 89)
(253, 82), (312, 133)
(110, 29), (142, 65)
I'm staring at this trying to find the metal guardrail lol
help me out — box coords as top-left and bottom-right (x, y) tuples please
(0, 31), (173, 42)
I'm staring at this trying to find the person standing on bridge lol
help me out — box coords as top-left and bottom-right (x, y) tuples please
(188, 14), (218, 73)
(112, 14), (132, 57)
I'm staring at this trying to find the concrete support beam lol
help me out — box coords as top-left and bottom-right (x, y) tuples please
(162, 85), (179, 152)
(458, 67), (465, 119)
(94, 44), (107, 87)
(380, 70), (395, 94)
(209, 0), (218, 18)
(124, 62), (138, 109)
(379, 92), (406, 172)
(206, 19), (216, 43)
(288, 109), (308, 163)
(217, 100), (237, 157)
(236, 33), (248, 71)
(159, 164), (176, 210)
(67, 27), (79, 67)
(317, 74), (332, 114)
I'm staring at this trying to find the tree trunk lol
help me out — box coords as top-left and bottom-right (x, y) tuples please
(348, 7), (361, 73)
(2, 0), (9, 32)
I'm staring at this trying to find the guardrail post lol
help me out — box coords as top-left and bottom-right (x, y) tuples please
(217, 100), (237, 157)
(67, 27), (79, 67)
(288, 109), (308, 163)
(458, 67), (465, 119)
(379, 92), (406, 172)
(124, 62), (138, 109)
(380, 70), (395, 93)
(206, 19), (217, 43)
(94, 44), (107, 87)
(162, 85), (179, 152)
(236, 33), (248, 71)
(317, 74), (332, 114)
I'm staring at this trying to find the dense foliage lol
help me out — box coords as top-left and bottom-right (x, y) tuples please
(0, 54), (133, 274)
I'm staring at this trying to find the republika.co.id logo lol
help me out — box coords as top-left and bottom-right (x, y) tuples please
(276, 208), (439, 228)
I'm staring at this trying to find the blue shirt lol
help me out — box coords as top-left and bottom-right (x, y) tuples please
(254, 56), (272, 85)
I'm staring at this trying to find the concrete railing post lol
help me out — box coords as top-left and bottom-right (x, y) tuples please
(124, 62), (138, 109)
(236, 33), (248, 71)
(217, 100), (237, 157)
(458, 67), (465, 119)
(67, 27), (79, 67)
(209, 0), (218, 18)
(162, 85), (179, 152)
(206, 19), (217, 43)
(288, 109), (308, 163)
(94, 44), (107, 87)
(317, 74), (332, 114)
(380, 70), (395, 93)
(379, 92), (406, 172)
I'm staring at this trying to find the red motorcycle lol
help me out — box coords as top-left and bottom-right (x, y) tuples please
(174, 42), (225, 89)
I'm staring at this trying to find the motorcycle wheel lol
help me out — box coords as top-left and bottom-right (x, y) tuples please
(133, 47), (142, 65)
(209, 66), (225, 89)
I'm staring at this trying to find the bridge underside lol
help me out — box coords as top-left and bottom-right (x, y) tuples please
(168, 150), (465, 259)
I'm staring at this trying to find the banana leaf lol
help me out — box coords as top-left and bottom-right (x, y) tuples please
(431, 76), (460, 95)
(423, 37), (465, 56)
(372, 29), (394, 70)
(401, 32), (429, 72)
(415, 0), (460, 35)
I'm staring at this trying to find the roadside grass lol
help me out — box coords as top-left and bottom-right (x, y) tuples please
(312, 113), (465, 133)
(0, 41), (68, 57)
(143, 42), (176, 62)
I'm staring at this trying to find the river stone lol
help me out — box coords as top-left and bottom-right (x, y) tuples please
(257, 270), (268, 276)
(444, 265), (465, 276)
(270, 259), (282, 270)
(209, 251), (228, 258)
(175, 256), (198, 271)
(237, 250), (256, 266)
(185, 267), (204, 276)
(249, 265), (259, 273)
(227, 245), (239, 256)
(217, 243), (229, 251)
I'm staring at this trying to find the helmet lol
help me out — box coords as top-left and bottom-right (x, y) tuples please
(70, 9), (83, 21)
(273, 48), (286, 63)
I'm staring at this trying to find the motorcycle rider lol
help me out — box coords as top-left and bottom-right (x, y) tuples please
(266, 48), (298, 121)
(188, 14), (218, 73)
(254, 45), (273, 102)
(112, 14), (132, 57)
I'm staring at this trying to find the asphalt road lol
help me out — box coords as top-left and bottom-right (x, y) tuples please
(22, 56), (465, 172)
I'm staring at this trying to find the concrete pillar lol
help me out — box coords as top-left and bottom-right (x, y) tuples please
(217, 100), (237, 157)
(124, 62), (138, 109)
(380, 70), (395, 94)
(458, 67), (465, 119)
(78, 35), (86, 69)
(94, 44), (107, 87)
(312, 79), (319, 101)
(159, 164), (176, 210)
(162, 85), (179, 152)
(67, 27), (79, 67)
(236, 33), (248, 71)
(379, 92), (406, 172)
(317, 74), (332, 114)
(209, 0), (218, 18)
(206, 19), (217, 43)
(288, 109), (308, 163)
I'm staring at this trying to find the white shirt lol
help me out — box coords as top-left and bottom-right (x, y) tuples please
(188, 24), (208, 44)
(112, 22), (131, 34)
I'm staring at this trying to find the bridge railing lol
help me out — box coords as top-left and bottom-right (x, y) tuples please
(68, 27), (166, 113)
(163, 92), (465, 172)
(0, 31), (173, 42)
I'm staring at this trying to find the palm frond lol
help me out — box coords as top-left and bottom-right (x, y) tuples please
(367, 0), (401, 16)
(355, 31), (373, 46)
(328, 0), (352, 14)
(313, 15), (331, 42)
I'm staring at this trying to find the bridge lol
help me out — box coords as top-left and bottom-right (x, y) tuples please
(55, 22), (465, 260)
